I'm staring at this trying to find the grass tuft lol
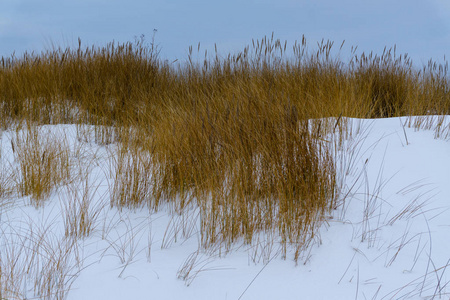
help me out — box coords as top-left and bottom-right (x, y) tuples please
(12, 125), (71, 206)
(0, 34), (448, 283)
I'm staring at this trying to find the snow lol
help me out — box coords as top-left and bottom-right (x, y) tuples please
(1, 116), (449, 299)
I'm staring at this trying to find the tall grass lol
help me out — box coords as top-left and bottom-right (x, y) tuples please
(12, 125), (71, 206)
(0, 34), (449, 258)
(0, 218), (82, 300)
(0, 133), (14, 201)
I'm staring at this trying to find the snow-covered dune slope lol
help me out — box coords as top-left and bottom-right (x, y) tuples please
(0, 116), (449, 300)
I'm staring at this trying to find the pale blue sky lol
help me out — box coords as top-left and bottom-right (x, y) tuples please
(1, 0), (450, 66)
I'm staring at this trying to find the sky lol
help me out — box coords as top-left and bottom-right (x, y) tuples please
(1, 0), (450, 66)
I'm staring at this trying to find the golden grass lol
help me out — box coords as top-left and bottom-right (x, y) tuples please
(0, 137), (14, 201)
(60, 173), (106, 239)
(0, 34), (449, 260)
(0, 218), (82, 300)
(11, 125), (71, 206)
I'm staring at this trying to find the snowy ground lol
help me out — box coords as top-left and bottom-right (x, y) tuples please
(0, 116), (449, 300)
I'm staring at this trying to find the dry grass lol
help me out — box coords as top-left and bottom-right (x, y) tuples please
(60, 173), (106, 239)
(11, 125), (71, 206)
(0, 34), (449, 273)
(0, 217), (82, 300)
(110, 129), (154, 210)
(0, 135), (15, 202)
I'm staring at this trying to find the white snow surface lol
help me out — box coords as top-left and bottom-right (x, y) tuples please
(1, 116), (449, 300)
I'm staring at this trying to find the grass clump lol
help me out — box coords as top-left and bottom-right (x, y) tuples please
(12, 125), (71, 206)
(0, 33), (449, 260)
(111, 134), (153, 210)
(0, 137), (14, 201)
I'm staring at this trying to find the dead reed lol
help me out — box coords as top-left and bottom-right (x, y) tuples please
(12, 125), (71, 206)
(0, 34), (448, 259)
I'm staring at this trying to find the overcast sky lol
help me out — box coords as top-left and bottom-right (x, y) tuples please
(1, 0), (450, 66)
